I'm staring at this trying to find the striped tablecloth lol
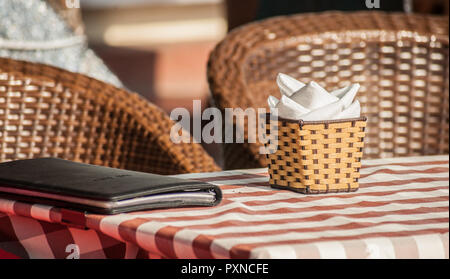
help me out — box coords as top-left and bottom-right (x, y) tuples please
(0, 155), (448, 259)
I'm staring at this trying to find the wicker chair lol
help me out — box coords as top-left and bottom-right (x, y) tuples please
(0, 58), (220, 174)
(208, 11), (449, 170)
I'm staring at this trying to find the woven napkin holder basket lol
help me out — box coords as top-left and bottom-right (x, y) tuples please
(264, 114), (367, 194)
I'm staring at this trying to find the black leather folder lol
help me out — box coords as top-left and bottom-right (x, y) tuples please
(0, 158), (222, 214)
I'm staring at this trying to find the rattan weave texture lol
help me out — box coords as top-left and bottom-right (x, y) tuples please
(0, 58), (220, 174)
(265, 116), (367, 194)
(208, 11), (449, 170)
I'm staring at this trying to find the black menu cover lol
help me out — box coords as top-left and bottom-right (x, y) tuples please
(0, 158), (222, 214)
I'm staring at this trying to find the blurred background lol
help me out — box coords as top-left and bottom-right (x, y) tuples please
(78, 0), (447, 163)
(81, 0), (226, 114)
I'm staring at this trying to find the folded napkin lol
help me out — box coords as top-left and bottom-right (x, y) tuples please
(268, 73), (361, 121)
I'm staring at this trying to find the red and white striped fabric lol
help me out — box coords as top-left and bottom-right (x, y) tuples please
(0, 155), (448, 259)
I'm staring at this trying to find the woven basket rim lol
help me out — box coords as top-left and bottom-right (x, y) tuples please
(265, 113), (367, 125)
(270, 184), (359, 194)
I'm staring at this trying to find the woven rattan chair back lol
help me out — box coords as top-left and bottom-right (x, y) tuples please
(0, 58), (220, 174)
(208, 11), (449, 170)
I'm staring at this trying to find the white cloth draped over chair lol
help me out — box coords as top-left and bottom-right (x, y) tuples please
(0, 0), (122, 88)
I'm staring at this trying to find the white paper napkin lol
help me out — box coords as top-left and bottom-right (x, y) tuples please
(268, 73), (361, 121)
